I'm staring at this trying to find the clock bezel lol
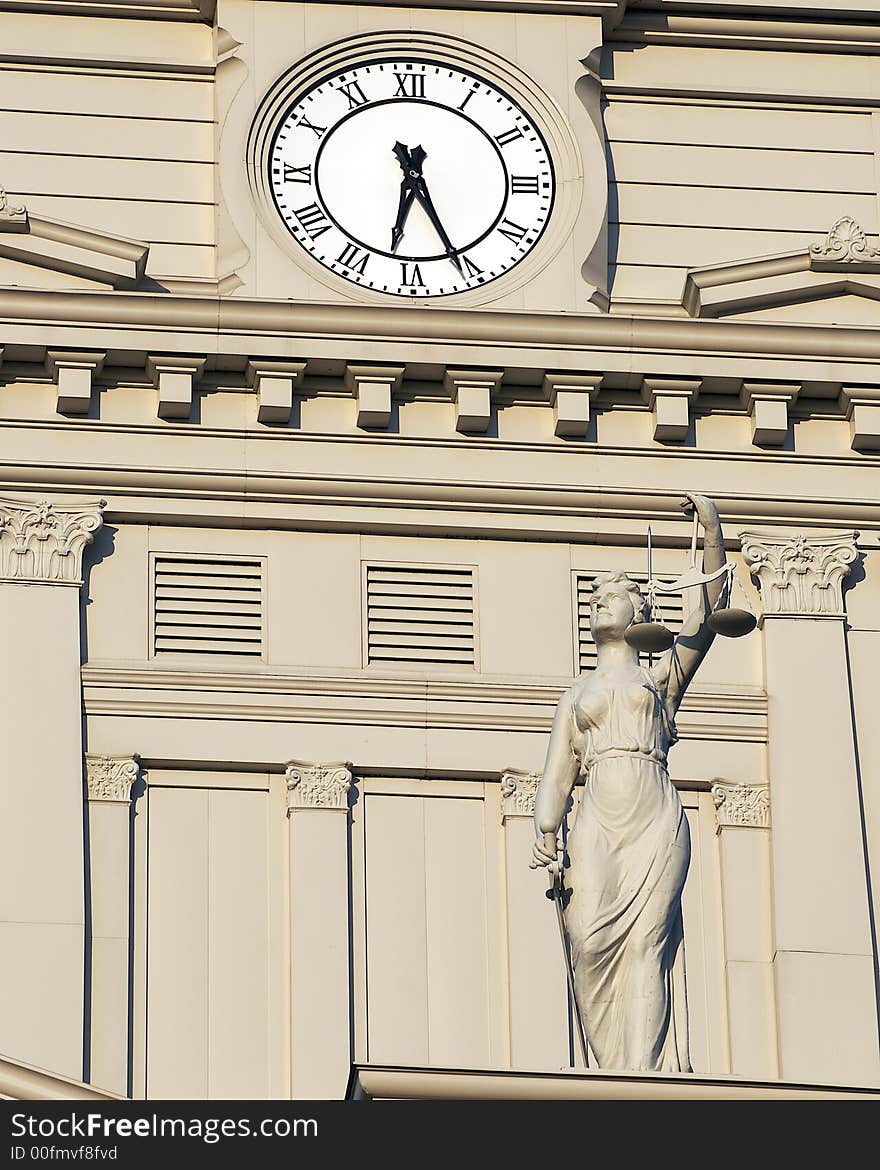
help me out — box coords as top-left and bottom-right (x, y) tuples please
(247, 30), (583, 307)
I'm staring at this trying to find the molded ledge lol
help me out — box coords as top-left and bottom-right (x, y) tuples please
(347, 1064), (880, 1100)
(0, 0), (214, 21)
(0, 216), (148, 289)
(0, 1052), (122, 1101)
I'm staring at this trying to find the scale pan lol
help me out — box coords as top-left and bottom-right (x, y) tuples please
(708, 608), (756, 638)
(625, 622), (675, 652)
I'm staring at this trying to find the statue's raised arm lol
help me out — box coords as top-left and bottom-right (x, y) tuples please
(653, 492), (727, 716)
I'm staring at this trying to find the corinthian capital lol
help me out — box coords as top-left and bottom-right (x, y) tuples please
(86, 754), (141, 803)
(500, 769), (541, 821)
(0, 496), (105, 585)
(740, 530), (859, 617)
(286, 761), (352, 812)
(711, 781), (770, 832)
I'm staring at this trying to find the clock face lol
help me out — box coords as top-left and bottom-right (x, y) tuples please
(267, 58), (555, 298)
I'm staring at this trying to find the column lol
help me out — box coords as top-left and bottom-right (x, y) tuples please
(286, 760), (352, 1099)
(85, 753), (140, 1096)
(0, 494), (105, 1080)
(500, 770), (572, 1071)
(711, 780), (777, 1078)
(741, 530), (880, 1083)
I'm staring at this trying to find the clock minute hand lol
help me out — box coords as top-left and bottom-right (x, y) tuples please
(391, 142), (464, 278)
(410, 175), (465, 278)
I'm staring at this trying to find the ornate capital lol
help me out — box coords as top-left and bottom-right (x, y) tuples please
(500, 769), (541, 821)
(86, 754), (141, 803)
(740, 530), (859, 617)
(0, 496), (106, 585)
(810, 216), (880, 269)
(0, 188), (27, 231)
(711, 782), (770, 832)
(286, 760), (352, 812)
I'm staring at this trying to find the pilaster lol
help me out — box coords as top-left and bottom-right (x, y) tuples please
(0, 495), (105, 1082)
(85, 754), (140, 1096)
(741, 529), (879, 1084)
(499, 769), (572, 1070)
(711, 779), (777, 1079)
(285, 760), (353, 1098)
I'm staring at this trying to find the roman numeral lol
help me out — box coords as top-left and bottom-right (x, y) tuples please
(511, 175), (539, 194)
(461, 254), (482, 278)
(282, 163), (312, 183)
(495, 126), (524, 148)
(298, 116), (327, 139)
(293, 202), (331, 239)
(498, 218), (528, 245)
(400, 262), (425, 286)
(394, 72), (425, 99)
(337, 242), (370, 275)
(458, 88), (477, 112)
(340, 80), (367, 109)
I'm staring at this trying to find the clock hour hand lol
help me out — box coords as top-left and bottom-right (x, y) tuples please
(391, 142), (422, 253)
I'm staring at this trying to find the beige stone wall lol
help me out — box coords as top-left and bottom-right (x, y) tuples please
(0, 0), (878, 1099)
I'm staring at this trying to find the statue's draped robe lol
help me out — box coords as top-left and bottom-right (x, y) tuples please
(564, 667), (692, 1072)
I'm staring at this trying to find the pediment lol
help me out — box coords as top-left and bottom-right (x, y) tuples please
(683, 217), (880, 325)
(0, 195), (148, 290)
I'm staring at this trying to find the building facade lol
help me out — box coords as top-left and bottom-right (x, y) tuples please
(0, 0), (879, 1099)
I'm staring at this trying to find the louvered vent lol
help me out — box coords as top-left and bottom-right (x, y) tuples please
(575, 571), (686, 672)
(365, 564), (476, 667)
(153, 556), (264, 657)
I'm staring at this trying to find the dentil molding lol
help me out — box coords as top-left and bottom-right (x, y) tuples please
(85, 754), (140, 803)
(740, 530), (859, 617)
(500, 768), (541, 820)
(0, 496), (105, 585)
(711, 781), (770, 831)
(286, 760), (353, 812)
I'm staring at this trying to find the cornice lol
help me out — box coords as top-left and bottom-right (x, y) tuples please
(81, 663), (768, 742)
(611, 11), (880, 54)
(6, 289), (880, 377)
(2, 442), (880, 533)
(0, 0), (214, 21)
(0, 217), (148, 290)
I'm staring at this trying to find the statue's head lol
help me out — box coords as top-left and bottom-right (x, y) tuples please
(590, 571), (647, 644)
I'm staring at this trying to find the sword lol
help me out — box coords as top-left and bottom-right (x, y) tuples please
(549, 861), (590, 1069)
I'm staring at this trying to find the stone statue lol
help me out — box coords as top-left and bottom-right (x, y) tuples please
(531, 492), (727, 1072)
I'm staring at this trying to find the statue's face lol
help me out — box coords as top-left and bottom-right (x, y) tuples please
(590, 581), (637, 643)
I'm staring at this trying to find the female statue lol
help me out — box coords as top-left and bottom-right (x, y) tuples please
(530, 493), (727, 1072)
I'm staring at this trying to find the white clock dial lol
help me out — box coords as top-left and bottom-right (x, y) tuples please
(267, 58), (555, 298)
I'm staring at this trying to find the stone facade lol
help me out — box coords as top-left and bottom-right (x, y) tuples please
(0, 0), (878, 1101)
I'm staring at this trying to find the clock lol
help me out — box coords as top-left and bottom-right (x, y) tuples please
(265, 58), (556, 299)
